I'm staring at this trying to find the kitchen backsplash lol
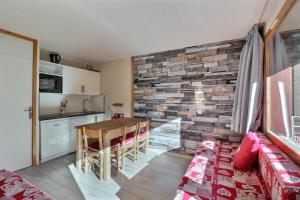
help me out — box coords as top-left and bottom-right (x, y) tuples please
(39, 93), (104, 115)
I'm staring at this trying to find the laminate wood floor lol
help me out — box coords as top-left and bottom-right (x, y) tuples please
(18, 150), (191, 200)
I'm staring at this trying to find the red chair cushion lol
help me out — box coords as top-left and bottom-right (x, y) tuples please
(110, 133), (135, 147)
(111, 137), (122, 147)
(123, 133), (135, 145)
(233, 132), (259, 170)
(138, 131), (146, 138)
(88, 141), (100, 151)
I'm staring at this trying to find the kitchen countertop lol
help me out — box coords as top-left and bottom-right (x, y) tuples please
(39, 111), (105, 121)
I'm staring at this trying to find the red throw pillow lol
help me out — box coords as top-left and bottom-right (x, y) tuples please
(233, 132), (259, 170)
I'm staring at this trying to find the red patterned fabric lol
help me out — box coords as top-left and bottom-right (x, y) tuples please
(0, 169), (53, 200)
(256, 133), (300, 200)
(174, 140), (271, 200)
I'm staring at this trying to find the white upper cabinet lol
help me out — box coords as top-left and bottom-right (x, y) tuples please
(62, 65), (82, 94)
(63, 65), (100, 95)
(81, 68), (101, 96)
(40, 61), (100, 95)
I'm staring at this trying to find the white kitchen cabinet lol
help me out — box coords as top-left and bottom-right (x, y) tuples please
(83, 70), (101, 95)
(63, 65), (100, 95)
(63, 65), (82, 94)
(40, 119), (70, 162)
(39, 60), (63, 75)
(96, 114), (105, 122)
(69, 115), (96, 153)
(40, 114), (105, 161)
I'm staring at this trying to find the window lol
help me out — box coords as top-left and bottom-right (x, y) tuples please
(266, 1), (300, 147)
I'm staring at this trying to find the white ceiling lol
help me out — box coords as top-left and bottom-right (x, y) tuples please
(0, 0), (267, 64)
(279, 0), (300, 32)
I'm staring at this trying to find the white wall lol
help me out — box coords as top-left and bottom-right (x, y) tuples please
(40, 49), (89, 69)
(95, 58), (132, 117)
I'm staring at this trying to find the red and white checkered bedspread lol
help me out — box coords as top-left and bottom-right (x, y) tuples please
(0, 169), (53, 200)
(174, 140), (270, 200)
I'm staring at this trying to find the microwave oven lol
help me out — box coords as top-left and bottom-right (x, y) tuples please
(39, 73), (63, 93)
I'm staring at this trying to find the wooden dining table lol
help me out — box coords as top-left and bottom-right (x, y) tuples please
(75, 117), (148, 180)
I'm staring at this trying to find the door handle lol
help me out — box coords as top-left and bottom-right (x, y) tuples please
(24, 106), (32, 112)
(24, 106), (32, 119)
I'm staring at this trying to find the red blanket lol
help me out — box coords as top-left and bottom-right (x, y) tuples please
(0, 169), (53, 200)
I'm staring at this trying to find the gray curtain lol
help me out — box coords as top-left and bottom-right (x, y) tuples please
(269, 32), (289, 75)
(231, 24), (264, 133)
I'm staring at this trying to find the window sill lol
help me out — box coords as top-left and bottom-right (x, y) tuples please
(267, 130), (300, 165)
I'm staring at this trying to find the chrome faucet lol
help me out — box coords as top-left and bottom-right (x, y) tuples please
(83, 98), (91, 112)
(60, 100), (68, 114)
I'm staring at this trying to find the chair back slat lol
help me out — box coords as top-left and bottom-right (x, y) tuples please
(82, 127), (103, 151)
(138, 120), (149, 133)
(121, 123), (138, 142)
(139, 121), (149, 129)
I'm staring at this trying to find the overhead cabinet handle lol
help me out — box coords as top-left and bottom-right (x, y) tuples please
(81, 85), (85, 93)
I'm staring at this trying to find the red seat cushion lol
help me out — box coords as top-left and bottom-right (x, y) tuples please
(88, 141), (100, 151)
(233, 131), (259, 170)
(110, 133), (135, 147)
(123, 133), (135, 145)
(138, 131), (146, 138)
(111, 137), (122, 147)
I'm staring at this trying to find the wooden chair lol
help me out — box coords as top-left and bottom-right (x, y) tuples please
(136, 121), (149, 160)
(111, 124), (139, 171)
(111, 129), (123, 171)
(82, 127), (104, 180)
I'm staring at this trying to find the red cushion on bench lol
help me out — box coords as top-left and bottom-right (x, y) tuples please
(233, 131), (259, 170)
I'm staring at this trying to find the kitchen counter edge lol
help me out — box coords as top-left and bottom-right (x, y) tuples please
(39, 112), (105, 121)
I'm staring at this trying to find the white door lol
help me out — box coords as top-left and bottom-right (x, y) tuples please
(0, 33), (33, 171)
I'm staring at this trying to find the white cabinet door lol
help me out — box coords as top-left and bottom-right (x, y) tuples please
(83, 70), (100, 95)
(69, 115), (96, 153)
(63, 65), (82, 94)
(96, 114), (104, 122)
(63, 65), (100, 95)
(40, 119), (70, 162)
(0, 33), (33, 171)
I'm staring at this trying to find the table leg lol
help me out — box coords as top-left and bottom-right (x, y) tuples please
(76, 128), (82, 169)
(103, 135), (111, 180)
